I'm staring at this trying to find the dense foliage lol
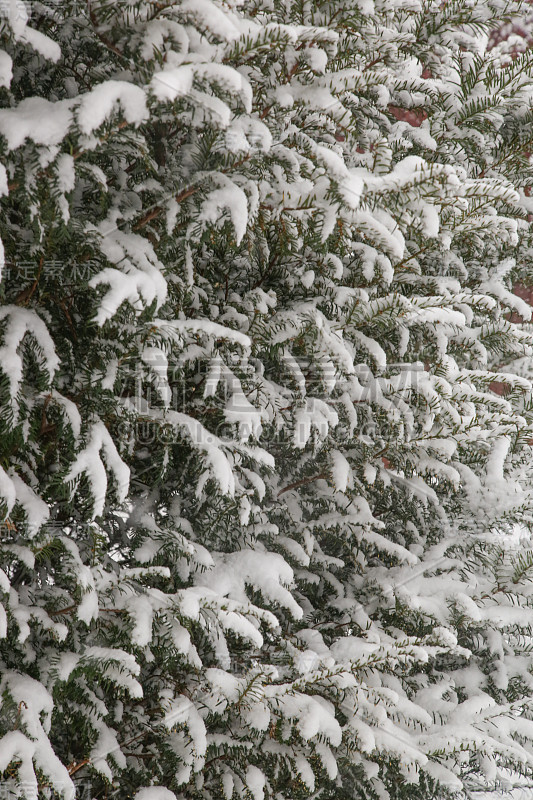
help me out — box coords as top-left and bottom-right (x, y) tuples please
(3, 1), (533, 798)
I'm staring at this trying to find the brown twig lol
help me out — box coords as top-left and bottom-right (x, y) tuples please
(48, 604), (77, 617)
(48, 605), (127, 616)
(363, 54), (384, 71)
(132, 154), (253, 231)
(87, 3), (125, 58)
(133, 186), (196, 231)
(277, 473), (327, 497)
(14, 256), (44, 306)
(14, 701), (27, 730)
(57, 297), (78, 342)
(39, 393), (55, 437)
(72, 120), (130, 161)
(68, 758), (90, 776)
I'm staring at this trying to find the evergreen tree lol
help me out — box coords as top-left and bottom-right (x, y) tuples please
(3, 1), (533, 799)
